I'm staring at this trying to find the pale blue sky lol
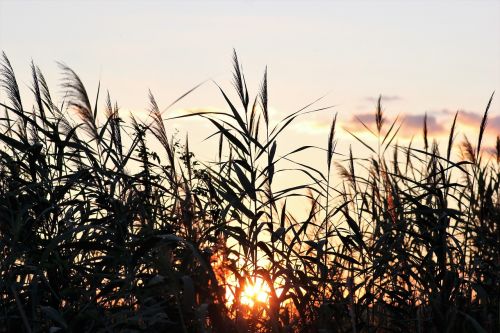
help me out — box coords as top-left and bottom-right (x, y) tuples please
(1, 0), (499, 160)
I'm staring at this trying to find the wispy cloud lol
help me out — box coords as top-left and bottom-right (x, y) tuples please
(402, 114), (446, 136)
(364, 95), (402, 103)
(440, 109), (500, 133)
(169, 105), (500, 145)
(342, 108), (500, 141)
(342, 112), (445, 138)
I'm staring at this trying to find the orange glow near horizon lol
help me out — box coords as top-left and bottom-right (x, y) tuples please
(221, 274), (274, 309)
(239, 277), (271, 307)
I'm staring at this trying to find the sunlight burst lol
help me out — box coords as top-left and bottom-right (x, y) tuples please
(239, 277), (271, 307)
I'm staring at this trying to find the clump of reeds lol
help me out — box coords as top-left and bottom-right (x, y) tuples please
(0, 50), (498, 333)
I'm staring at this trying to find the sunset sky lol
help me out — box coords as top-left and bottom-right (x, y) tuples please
(1, 0), (499, 165)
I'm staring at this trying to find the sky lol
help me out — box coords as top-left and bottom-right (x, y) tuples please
(1, 0), (500, 188)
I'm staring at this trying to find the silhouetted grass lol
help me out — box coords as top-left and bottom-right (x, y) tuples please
(0, 51), (498, 332)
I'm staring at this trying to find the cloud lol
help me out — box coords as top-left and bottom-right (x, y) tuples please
(364, 95), (402, 103)
(343, 107), (500, 143)
(488, 117), (500, 133)
(343, 112), (446, 138)
(341, 112), (376, 133)
(402, 114), (446, 136)
(439, 109), (500, 133)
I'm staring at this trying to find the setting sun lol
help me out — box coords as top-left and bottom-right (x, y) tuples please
(239, 278), (271, 307)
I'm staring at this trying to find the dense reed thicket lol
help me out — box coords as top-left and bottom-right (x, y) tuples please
(0, 51), (499, 332)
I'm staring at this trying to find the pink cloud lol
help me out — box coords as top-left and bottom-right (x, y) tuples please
(342, 112), (446, 138)
(344, 107), (500, 140)
(402, 114), (446, 136)
(439, 109), (500, 133)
